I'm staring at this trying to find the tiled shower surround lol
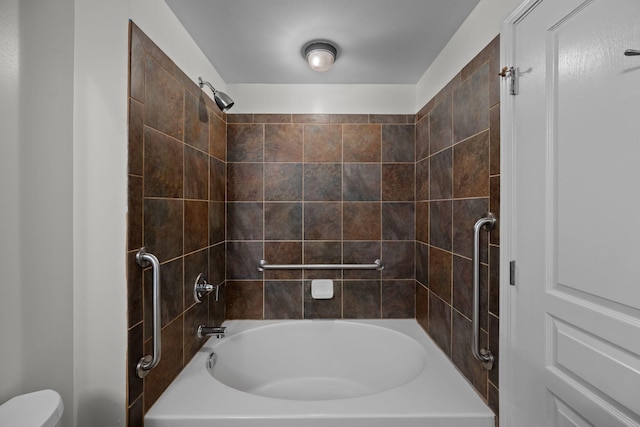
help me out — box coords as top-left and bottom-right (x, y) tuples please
(126, 22), (499, 427)
(126, 23), (226, 425)
(224, 112), (417, 320)
(415, 36), (501, 417)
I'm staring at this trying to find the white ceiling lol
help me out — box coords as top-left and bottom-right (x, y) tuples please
(164, 0), (482, 85)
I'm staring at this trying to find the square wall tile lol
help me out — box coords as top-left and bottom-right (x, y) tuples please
(416, 201), (429, 244)
(227, 163), (263, 201)
(381, 241), (414, 280)
(343, 281), (381, 318)
(143, 199), (183, 262)
(128, 176), (143, 250)
(265, 163), (302, 201)
(209, 111), (226, 161)
(210, 158), (226, 202)
(430, 200), (452, 251)
(265, 124), (303, 162)
(144, 128), (183, 198)
(430, 96), (453, 155)
(428, 293), (452, 356)
(343, 124), (381, 162)
(184, 91), (209, 152)
(343, 163), (381, 201)
(416, 158), (429, 201)
(144, 56), (183, 140)
(265, 281), (303, 319)
(453, 131), (489, 198)
(304, 124), (342, 162)
(382, 125), (415, 162)
(128, 99), (144, 176)
(382, 164), (415, 202)
(382, 280), (415, 318)
(184, 146), (209, 200)
(453, 64), (489, 143)
(382, 203), (415, 240)
(226, 242), (263, 280)
(304, 163), (342, 201)
(227, 124), (263, 162)
(430, 148), (453, 200)
(227, 202), (263, 241)
(184, 200), (209, 253)
(428, 246), (452, 304)
(304, 202), (342, 240)
(226, 281), (263, 319)
(415, 242), (429, 286)
(343, 203), (381, 241)
(415, 115), (429, 161)
(264, 203), (302, 240)
(416, 282), (429, 332)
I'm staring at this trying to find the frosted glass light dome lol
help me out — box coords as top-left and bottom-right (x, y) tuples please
(304, 42), (337, 72)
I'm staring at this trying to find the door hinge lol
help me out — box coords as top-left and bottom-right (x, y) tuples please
(499, 66), (518, 95)
(509, 260), (516, 286)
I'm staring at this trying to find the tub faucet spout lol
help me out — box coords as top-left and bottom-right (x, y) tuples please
(197, 325), (226, 339)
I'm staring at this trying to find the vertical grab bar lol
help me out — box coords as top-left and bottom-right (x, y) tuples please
(136, 247), (161, 378)
(472, 213), (496, 370)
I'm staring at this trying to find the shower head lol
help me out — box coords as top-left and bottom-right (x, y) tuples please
(198, 77), (235, 112)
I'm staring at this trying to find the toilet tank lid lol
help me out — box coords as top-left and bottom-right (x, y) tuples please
(0, 389), (64, 426)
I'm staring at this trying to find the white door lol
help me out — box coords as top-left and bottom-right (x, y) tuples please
(503, 0), (640, 426)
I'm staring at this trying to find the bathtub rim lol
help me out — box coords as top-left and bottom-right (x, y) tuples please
(145, 318), (495, 427)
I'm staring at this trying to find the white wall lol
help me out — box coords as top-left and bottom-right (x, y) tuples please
(21, 1), (76, 425)
(2, 0), (219, 426)
(73, 0), (129, 424)
(0, 1), (76, 426)
(0, 0), (23, 404)
(415, 0), (521, 110)
(130, 0), (225, 91)
(73, 0), (223, 425)
(228, 84), (416, 114)
(72, 0), (230, 425)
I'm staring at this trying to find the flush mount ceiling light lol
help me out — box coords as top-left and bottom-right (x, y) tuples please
(303, 41), (337, 72)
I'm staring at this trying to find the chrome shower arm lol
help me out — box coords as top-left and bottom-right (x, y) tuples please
(198, 76), (218, 94)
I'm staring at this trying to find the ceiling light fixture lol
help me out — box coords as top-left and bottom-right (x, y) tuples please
(303, 41), (337, 72)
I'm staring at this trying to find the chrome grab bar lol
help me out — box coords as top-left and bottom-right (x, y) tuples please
(472, 213), (495, 370)
(136, 247), (161, 378)
(258, 259), (384, 272)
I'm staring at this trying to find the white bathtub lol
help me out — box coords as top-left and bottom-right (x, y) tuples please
(145, 319), (494, 427)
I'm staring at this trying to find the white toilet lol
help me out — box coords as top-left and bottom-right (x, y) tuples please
(0, 390), (64, 427)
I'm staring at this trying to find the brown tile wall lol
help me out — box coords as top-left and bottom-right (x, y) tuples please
(126, 23), (226, 426)
(225, 114), (417, 320)
(415, 35), (500, 418)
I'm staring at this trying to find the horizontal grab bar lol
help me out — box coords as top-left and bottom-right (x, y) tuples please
(258, 259), (384, 272)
